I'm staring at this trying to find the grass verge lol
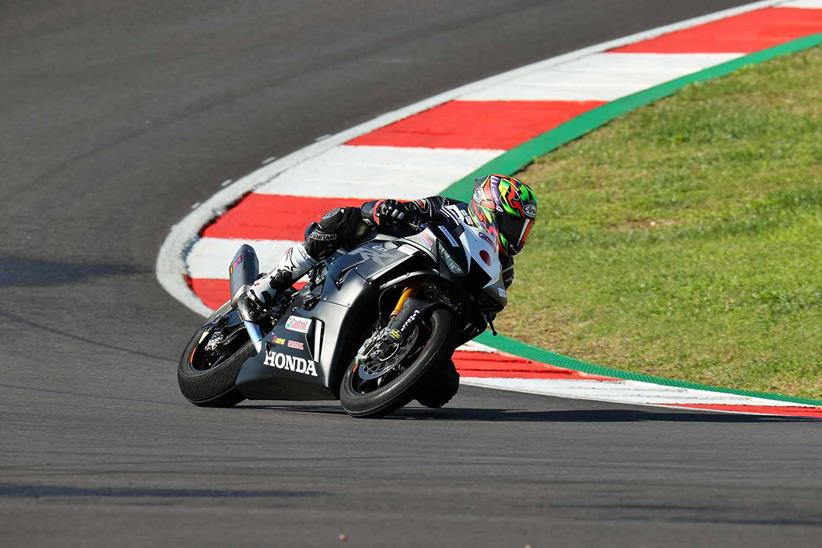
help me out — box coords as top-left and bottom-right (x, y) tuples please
(501, 46), (821, 398)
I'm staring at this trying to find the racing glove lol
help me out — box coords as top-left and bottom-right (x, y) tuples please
(374, 199), (415, 227)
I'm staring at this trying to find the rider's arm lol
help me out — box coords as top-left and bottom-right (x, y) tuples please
(360, 196), (458, 227)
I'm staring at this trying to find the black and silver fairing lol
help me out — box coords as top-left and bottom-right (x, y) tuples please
(407, 206), (507, 310)
(234, 211), (507, 401)
(235, 236), (426, 400)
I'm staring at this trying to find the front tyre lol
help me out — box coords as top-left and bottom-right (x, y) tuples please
(340, 308), (454, 418)
(177, 319), (254, 408)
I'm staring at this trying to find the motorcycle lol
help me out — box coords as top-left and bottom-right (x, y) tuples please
(177, 210), (507, 418)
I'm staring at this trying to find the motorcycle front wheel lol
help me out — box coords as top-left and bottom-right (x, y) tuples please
(340, 308), (454, 418)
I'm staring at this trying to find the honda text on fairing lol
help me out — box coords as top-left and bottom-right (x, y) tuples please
(177, 175), (537, 418)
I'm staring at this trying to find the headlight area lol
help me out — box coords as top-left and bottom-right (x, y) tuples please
(438, 245), (465, 276)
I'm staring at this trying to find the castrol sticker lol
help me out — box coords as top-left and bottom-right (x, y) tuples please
(285, 315), (311, 333)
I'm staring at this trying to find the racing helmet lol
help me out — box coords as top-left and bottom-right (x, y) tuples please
(468, 174), (537, 256)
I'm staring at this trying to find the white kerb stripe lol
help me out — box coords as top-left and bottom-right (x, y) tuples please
(254, 145), (504, 199)
(457, 341), (498, 353)
(459, 69), (676, 102)
(187, 237), (300, 280)
(557, 53), (743, 75)
(461, 378), (806, 406)
(459, 53), (743, 102)
(779, 0), (822, 7)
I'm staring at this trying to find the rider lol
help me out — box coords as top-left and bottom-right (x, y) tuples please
(240, 173), (537, 408)
(242, 173), (538, 310)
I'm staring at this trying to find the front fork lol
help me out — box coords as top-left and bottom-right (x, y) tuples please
(383, 281), (438, 343)
(355, 283), (428, 373)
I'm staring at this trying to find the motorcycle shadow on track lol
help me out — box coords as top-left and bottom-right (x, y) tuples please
(236, 404), (813, 423)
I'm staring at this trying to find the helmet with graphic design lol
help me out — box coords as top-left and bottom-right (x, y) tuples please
(468, 174), (537, 256)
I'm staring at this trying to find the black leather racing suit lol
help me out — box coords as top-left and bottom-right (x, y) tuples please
(302, 196), (515, 289)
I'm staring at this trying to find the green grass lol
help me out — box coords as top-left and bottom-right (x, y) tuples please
(501, 47), (822, 398)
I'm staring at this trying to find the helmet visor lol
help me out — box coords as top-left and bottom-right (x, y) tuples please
(498, 214), (533, 255)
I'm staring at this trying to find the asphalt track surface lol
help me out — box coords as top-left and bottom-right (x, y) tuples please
(2, 1), (820, 546)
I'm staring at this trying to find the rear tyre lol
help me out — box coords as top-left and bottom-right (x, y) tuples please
(177, 322), (254, 408)
(340, 308), (454, 418)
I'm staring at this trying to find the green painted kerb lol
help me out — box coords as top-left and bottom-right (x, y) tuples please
(448, 34), (822, 407)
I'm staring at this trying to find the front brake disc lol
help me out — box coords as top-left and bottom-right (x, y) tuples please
(356, 327), (419, 381)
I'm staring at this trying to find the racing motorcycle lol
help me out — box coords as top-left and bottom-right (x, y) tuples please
(177, 211), (507, 418)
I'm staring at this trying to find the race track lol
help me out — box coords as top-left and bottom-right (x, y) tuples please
(2, 1), (820, 545)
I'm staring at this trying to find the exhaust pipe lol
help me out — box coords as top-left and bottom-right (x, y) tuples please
(229, 244), (265, 354)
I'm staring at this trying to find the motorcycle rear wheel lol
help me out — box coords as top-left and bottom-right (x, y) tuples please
(340, 308), (454, 418)
(177, 319), (253, 408)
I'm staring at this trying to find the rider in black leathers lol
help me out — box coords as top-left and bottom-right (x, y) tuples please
(241, 174), (538, 407)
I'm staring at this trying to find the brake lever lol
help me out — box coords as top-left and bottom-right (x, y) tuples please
(486, 314), (498, 336)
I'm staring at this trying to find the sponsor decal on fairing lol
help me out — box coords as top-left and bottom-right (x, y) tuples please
(419, 232), (435, 250)
(285, 315), (311, 333)
(263, 351), (318, 376)
(229, 254), (242, 276)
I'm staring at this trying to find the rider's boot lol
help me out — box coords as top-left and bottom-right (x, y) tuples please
(245, 244), (317, 310)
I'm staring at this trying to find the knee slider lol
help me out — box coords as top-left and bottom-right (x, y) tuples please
(304, 207), (362, 260)
(317, 207), (349, 231)
(303, 222), (319, 240)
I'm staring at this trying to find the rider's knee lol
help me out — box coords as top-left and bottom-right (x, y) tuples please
(304, 207), (360, 260)
(317, 207), (360, 232)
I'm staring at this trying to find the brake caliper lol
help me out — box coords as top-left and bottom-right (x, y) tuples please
(355, 325), (419, 381)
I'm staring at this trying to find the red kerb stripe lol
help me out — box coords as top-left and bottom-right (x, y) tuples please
(666, 403), (822, 418)
(189, 278), (306, 310)
(453, 350), (614, 380)
(202, 194), (370, 240)
(189, 278), (231, 310)
(347, 100), (604, 150)
(612, 8), (822, 54)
